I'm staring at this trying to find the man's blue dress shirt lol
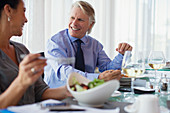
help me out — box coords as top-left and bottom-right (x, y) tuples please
(44, 29), (123, 88)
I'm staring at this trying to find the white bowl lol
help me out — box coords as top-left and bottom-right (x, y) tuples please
(67, 72), (120, 107)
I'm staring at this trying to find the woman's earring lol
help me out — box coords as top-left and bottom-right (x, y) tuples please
(8, 17), (10, 22)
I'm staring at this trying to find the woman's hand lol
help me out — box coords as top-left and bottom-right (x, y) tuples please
(98, 70), (121, 81)
(17, 53), (47, 88)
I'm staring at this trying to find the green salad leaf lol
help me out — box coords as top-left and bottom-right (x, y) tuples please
(88, 79), (105, 88)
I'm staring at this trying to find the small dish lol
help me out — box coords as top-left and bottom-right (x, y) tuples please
(134, 87), (155, 94)
(134, 87), (155, 91)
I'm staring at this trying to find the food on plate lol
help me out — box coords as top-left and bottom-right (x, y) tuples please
(70, 77), (105, 92)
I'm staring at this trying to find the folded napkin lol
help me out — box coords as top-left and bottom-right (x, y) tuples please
(134, 79), (146, 87)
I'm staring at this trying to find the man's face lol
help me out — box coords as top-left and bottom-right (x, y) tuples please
(68, 6), (92, 39)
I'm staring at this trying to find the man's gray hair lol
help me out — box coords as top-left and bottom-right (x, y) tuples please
(71, 1), (95, 34)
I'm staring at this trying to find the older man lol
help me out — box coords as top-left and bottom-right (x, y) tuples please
(44, 1), (132, 88)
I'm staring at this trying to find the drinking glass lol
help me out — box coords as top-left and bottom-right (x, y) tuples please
(122, 51), (145, 103)
(148, 51), (166, 92)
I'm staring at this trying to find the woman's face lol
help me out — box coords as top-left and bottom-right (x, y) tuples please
(68, 6), (93, 39)
(9, 0), (27, 36)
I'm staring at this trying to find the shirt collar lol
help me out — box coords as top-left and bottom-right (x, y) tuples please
(67, 29), (87, 44)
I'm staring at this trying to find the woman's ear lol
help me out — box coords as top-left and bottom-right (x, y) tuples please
(3, 4), (12, 18)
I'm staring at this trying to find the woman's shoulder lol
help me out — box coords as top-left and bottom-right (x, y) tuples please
(10, 40), (25, 46)
(10, 40), (29, 53)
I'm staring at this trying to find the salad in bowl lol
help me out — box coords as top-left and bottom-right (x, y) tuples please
(67, 72), (120, 107)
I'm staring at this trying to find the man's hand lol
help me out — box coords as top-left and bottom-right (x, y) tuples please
(98, 70), (121, 81)
(116, 43), (133, 55)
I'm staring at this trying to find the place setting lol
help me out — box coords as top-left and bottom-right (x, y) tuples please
(121, 50), (170, 113)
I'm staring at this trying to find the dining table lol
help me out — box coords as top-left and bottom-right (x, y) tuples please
(0, 69), (170, 113)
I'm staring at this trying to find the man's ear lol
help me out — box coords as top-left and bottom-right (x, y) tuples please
(3, 4), (12, 17)
(89, 22), (95, 30)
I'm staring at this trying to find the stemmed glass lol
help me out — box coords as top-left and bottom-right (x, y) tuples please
(122, 51), (145, 103)
(148, 51), (166, 92)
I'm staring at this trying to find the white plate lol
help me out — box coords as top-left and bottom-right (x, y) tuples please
(134, 87), (155, 91)
(111, 91), (121, 97)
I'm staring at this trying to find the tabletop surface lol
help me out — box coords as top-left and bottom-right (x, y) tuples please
(1, 72), (170, 113)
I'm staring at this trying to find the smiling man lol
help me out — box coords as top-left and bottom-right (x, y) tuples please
(44, 1), (132, 88)
(68, 3), (94, 39)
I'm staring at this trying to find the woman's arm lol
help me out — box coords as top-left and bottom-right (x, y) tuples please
(41, 86), (72, 100)
(0, 77), (29, 108)
(0, 54), (47, 109)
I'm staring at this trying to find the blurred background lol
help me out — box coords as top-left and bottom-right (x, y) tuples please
(12, 0), (170, 61)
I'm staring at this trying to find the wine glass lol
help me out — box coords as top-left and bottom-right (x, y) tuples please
(122, 51), (145, 103)
(148, 51), (166, 92)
